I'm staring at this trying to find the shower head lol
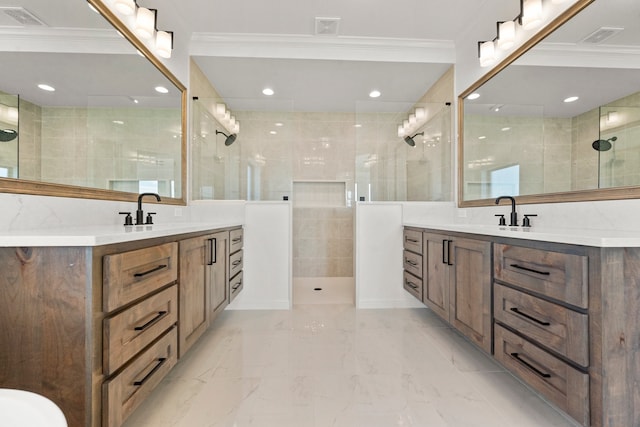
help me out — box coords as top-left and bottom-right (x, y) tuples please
(404, 132), (424, 147)
(0, 129), (17, 142)
(216, 130), (237, 146)
(592, 136), (617, 152)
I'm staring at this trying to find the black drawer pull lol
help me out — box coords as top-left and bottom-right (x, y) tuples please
(405, 259), (418, 266)
(134, 311), (167, 331)
(232, 237), (242, 243)
(232, 281), (242, 291)
(232, 259), (242, 267)
(208, 238), (217, 266)
(134, 264), (167, 277)
(405, 280), (418, 290)
(510, 264), (550, 276)
(510, 352), (551, 378)
(510, 307), (550, 326)
(405, 237), (419, 243)
(133, 357), (167, 386)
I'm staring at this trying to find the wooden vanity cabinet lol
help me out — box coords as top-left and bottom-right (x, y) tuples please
(228, 227), (244, 302)
(402, 228), (423, 301)
(0, 226), (242, 427)
(406, 229), (492, 354)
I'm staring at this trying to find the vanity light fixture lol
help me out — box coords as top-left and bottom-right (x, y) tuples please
(155, 30), (173, 59)
(497, 20), (516, 50)
(212, 102), (240, 135)
(478, 40), (497, 67)
(134, 6), (156, 40)
(519, 0), (543, 30)
(114, 0), (136, 15)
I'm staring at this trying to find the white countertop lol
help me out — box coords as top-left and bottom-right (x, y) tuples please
(403, 223), (640, 247)
(0, 222), (242, 247)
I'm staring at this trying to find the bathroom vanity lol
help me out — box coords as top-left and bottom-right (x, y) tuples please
(403, 224), (640, 427)
(0, 223), (243, 427)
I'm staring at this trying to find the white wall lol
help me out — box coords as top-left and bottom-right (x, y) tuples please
(228, 202), (292, 310)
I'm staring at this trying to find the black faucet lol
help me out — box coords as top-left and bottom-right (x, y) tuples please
(136, 193), (161, 225)
(495, 195), (518, 226)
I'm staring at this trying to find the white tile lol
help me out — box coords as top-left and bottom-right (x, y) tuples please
(122, 305), (578, 427)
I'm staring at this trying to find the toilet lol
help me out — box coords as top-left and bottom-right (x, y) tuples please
(0, 389), (67, 427)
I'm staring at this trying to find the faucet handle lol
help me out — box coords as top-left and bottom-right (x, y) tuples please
(523, 214), (537, 227)
(494, 214), (506, 226)
(145, 212), (156, 225)
(119, 212), (133, 226)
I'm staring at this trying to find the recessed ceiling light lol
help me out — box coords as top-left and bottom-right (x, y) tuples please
(354, 124), (362, 128)
(270, 131), (277, 135)
(263, 88), (275, 96)
(467, 93), (481, 100)
(112, 120), (124, 125)
(478, 136), (487, 140)
(38, 84), (55, 92)
(501, 127), (511, 131)
(275, 122), (284, 127)
(155, 86), (169, 94)
(369, 90), (381, 98)
(564, 96), (579, 103)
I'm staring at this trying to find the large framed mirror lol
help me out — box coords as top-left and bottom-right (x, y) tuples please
(459, 0), (640, 206)
(0, 0), (186, 204)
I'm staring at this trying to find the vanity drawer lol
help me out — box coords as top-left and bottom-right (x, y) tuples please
(103, 242), (178, 311)
(103, 285), (178, 375)
(229, 249), (244, 278)
(494, 244), (588, 309)
(494, 284), (588, 367)
(229, 271), (243, 302)
(403, 228), (423, 254)
(403, 271), (423, 301)
(403, 249), (423, 278)
(103, 326), (178, 427)
(230, 228), (244, 254)
(495, 325), (589, 426)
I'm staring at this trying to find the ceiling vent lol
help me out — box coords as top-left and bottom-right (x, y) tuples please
(580, 27), (624, 44)
(315, 17), (340, 36)
(0, 7), (46, 26)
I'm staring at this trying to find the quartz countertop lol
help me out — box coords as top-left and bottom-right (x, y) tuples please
(0, 222), (242, 247)
(403, 222), (640, 248)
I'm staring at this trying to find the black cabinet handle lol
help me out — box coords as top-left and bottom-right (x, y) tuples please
(133, 358), (167, 386)
(510, 353), (551, 378)
(442, 240), (448, 264)
(232, 280), (242, 291)
(510, 307), (551, 326)
(232, 259), (242, 267)
(232, 237), (242, 243)
(447, 240), (453, 266)
(510, 264), (550, 276)
(405, 280), (418, 290)
(405, 258), (418, 266)
(208, 238), (217, 266)
(134, 311), (168, 331)
(405, 237), (419, 243)
(133, 264), (167, 277)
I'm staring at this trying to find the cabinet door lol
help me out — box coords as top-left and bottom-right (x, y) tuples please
(178, 235), (211, 357)
(449, 237), (492, 353)
(209, 231), (229, 319)
(424, 232), (449, 321)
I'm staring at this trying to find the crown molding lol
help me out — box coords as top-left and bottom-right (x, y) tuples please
(190, 32), (456, 63)
(0, 27), (135, 54)
(516, 41), (640, 68)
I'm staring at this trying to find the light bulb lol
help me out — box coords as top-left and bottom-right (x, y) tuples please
(134, 7), (155, 40)
(521, 0), (542, 30)
(114, 0), (135, 15)
(497, 21), (516, 50)
(155, 31), (172, 59)
(479, 41), (496, 67)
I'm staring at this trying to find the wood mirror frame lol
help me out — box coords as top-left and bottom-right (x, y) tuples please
(0, 0), (187, 205)
(456, 0), (640, 207)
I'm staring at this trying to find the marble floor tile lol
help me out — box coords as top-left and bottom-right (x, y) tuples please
(123, 305), (579, 427)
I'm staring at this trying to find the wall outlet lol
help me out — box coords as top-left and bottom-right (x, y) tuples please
(457, 209), (467, 218)
(174, 207), (182, 217)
